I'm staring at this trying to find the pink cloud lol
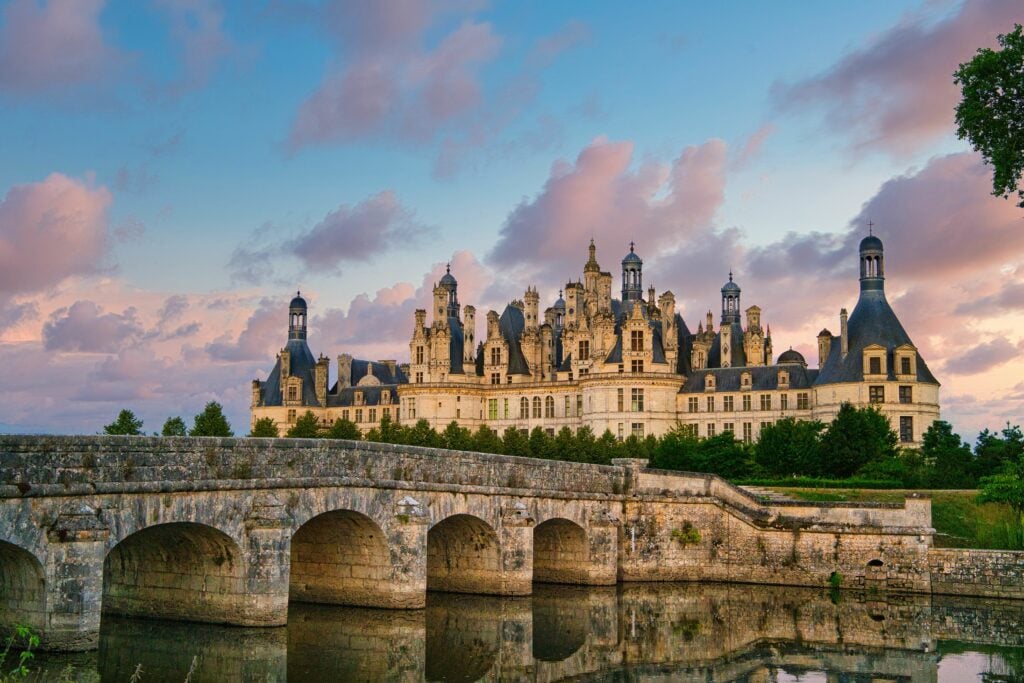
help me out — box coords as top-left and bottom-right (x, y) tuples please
(773, 0), (1021, 155)
(731, 123), (776, 170)
(0, 0), (123, 94)
(205, 297), (284, 362)
(42, 301), (143, 353)
(526, 19), (590, 68)
(0, 173), (112, 294)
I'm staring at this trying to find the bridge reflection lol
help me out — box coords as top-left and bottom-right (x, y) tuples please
(28, 582), (1024, 682)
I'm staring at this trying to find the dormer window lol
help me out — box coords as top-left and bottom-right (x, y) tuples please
(863, 345), (887, 377)
(778, 370), (789, 388)
(705, 373), (716, 391)
(740, 371), (752, 390)
(354, 391), (364, 406)
(894, 344), (916, 378)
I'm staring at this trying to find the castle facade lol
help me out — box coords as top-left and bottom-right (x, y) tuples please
(251, 235), (940, 447)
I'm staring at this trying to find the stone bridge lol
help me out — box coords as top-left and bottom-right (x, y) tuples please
(0, 435), (984, 651)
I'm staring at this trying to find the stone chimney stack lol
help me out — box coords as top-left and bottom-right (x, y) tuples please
(840, 309), (849, 357)
(315, 355), (329, 406)
(337, 353), (353, 389)
(817, 329), (833, 368)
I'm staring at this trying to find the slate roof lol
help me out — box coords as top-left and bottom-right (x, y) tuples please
(815, 289), (938, 386)
(326, 385), (398, 408)
(682, 364), (819, 393)
(705, 321), (747, 368)
(499, 305), (531, 375)
(258, 338), (318, 407)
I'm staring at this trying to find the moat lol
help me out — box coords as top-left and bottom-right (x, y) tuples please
(31, 582), (1024, 682)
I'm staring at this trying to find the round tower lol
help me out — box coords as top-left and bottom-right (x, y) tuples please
(439, 264), (460, 318)
(621, 242), (643, 302)
(720, 272), (740, 325)
(859, 234), (885, 292)
(289, 291), (307, 340)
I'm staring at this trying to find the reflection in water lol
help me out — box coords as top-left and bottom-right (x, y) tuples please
(34, 583), (1024, 682)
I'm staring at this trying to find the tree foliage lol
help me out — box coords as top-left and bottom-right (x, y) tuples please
(977, 436), (1024, 547)
(954, 24), (1024, 208)
(818, 403), (897, 478)
(189, 401), (234, 437)
(923, 420), (975, 488)
(285, 411), (321, 438)
(104, 409), (143, 436)
(250, 417), (279, 438)
(161, 416), (187, 437)
(755, 417), (825, 477)
(326, 418), (361, 440)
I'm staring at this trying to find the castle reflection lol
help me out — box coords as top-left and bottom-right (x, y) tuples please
(34, 582), (1024, 682)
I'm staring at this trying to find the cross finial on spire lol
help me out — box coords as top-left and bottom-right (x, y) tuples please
(629, 240), (635, 253)
(728, 270), (733, 282)
(558, 289), (563, 297)
(445, 262), (450, 274)
(296, 290), (300, 297)
(868, 220), (874, 236)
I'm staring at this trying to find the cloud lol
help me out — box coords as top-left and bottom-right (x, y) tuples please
(773, 0), (1021, 155)
(526, 19), (589, 68)
(153, 0), (234, 95)
(943, 337), (1022, 375)
(487, 137), (728, 281)
(41, 301), (143, 353)
(0, 173), (112, 294)
(0, 300), (38, 333)
(731, 123), (776, 170)
(0, 0), (124, 94)
(205, 297), (284, 362)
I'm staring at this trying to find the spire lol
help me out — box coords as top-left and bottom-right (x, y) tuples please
(585, 239), (600, 273)
(288, 290), (308, 341)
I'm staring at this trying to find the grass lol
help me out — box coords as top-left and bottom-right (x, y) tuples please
(773, 487), (1022, 550)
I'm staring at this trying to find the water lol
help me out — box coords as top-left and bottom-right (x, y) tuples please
(33, 582), (1024, 682)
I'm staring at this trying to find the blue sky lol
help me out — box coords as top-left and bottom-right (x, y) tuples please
(0, 0), (1022, 437)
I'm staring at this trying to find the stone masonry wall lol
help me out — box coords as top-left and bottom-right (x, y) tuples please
(929, 548), (1024, 600)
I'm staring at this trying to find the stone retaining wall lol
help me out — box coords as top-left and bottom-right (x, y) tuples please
(929, 548), (1024, 600)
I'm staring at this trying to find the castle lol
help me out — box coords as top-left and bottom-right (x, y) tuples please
(251, 235), (940, 447)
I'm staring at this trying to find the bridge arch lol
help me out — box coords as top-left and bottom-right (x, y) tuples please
(0, 540), (46, 632)
(290, 509), (399, 608)
(102, 522), (247, 625)
(533, 518), (589, 584)
(428, 514), (502, 595)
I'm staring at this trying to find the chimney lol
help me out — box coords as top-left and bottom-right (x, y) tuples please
(337, 353), (353, 389)
(817, 329), (833, 369)
(840, 309), (849, 357)
(379, 359), (397, 378)
(315, 355), (329, 407)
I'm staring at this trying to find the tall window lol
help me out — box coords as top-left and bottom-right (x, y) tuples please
(631, 422), (645, 437)
(742, 395), (751, 411)
(899, 386), (912, 404)
(869, 357), (882, 375)
(899, 416), (914, 443)
(631, 330), (644, 351)
(491, 373), (500, 384)
(688, 397), (699, 413)
(631, 359), (644, 373)
(707, 423), (716, 437)
(415, 372), (424, 384)
(780, 393), (788, 411)
(369, 408), (376, 422)
(408, 400), (416, 419)
(760, 394), (771, 411)
(520, 397), (529, 419)
(287, 409), (296, 423)
(503, 398), (509, 419)
(416, 346), (424, 364)
(342, 409), (349, 421)
(576, 394), (583, 417)
(723, 422), (734, 434)
(490, 347), (501, 365)
(488, 399), (498, 420)
(564, 396), (571, 416)
(900, 356), (912, 375)
(545, 396), (555, 418)
(578, 340), (590, 361)
(723, 395), (734, 411)
(355, 409), (363, 423)
(796, 392), (809, 410)
(288, 386), (297, 401)
(742, 422), (752, 444)
(631, 388), (644, 412)
(532, 396), (542, 418)
(869, 386), (884, 404)
(617, 388), (624, 412)
(706, 396), (715, 412)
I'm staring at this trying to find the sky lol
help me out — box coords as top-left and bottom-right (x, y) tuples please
(1, 0), (1022, 439)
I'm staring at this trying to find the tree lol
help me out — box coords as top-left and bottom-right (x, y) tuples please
(696, 432), (754, 480)
(406, 419), (442, 448)
(161, 416), (187, 437)
(974, 425), (1024, 479)
(326, 418), (361, 440)
(818, 403), (897, 478)
(954, 24), (1024, 208)
(250, 417), (279, 438)
(755, 418), (824, 477)
(441, 421), (473, 451)
(650, 425), (700, 471)
(501, 427), (530, 457)
(189, 401), (234, 437)
(528, 426), (553, 459)
(286, 411), (321, 438)
(922, 420), (975, 488)
(594, 429), (623, 464)
(104, 409), (143, 435)
(470, 425), (503, 454)
(977, 446), (1024, 547)
(365, 413), (403, 444)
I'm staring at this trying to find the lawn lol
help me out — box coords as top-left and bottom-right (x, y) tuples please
(772, 488), (1022, 550)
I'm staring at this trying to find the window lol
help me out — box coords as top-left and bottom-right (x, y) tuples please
(618, 364), (624, 373)
(488, 399), (498, 420)
(416, 346), (424, 364)
(564, 396), (571, 416)
(723, 422), (734, 434)
(761, 421), (771, 431)
(369, 408), (377, 422)
(760, 394), (771, 411)
(617, 388), (624, 412)
(576, 394), (583, 417)
(704, 396), (713, 412)
(631, 388), (644, 412)
(409, 400), (416, 419)
(631, 422), (645, 437)
(742, 422), (752, 444)
(899, 386), (912, 404)
(382, 390), (391, 404)
(546, 428), (555, 437)
(287, 386), (297, 401)
(723, 395), (734, 411)
(355, 409), (363, 423)
(354, 391), (363, 406)
(688, 397), (699, 413)
(491, 373), (501, 384)
(287, 409), (296, 423)
(491, 347), (502, 366)
(415, 372), (424, 384)
(342, 409), (349, 421)
(532, 396), (542, 418)
(545, 396), (555, 418)
(503, 398), (509, 419)
(520, 397), (529, 419)
(631, 359), (644, 373)
(707, 423), (716, 437)
(617, 423), (624, 440)
(578, 340), (590, 361)
(383, 407), (391, 418)
(741, 373), (751, 388)
(869, 356), (882, 375)
(900, 416), (914, 443)
(780, 393), (788, 411)
(742, 395), (751, 411)
(682, 424), (697, 437)
(797, 392), (809, 410)
(631, 330), (644, 351)
(869, 385), (884, 404)
(900, 356), (911, 375)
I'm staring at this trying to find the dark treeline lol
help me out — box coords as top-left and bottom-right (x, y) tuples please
(254, 403), (1022, 491)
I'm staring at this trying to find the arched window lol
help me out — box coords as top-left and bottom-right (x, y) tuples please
(532, 396), (542, 419)
(545, 396), (555, 418)
(520, 397), (529, 419)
